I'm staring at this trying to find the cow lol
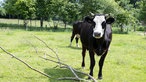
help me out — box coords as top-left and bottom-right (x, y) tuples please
(69, 21), (83, 47)
(80, 14), (115, 79)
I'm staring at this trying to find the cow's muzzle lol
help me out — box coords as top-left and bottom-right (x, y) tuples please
(93, 32), (101, 38)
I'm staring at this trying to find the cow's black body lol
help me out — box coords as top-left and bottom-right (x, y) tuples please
(80, 15), (115, 79)
(70, 21), (82, 47)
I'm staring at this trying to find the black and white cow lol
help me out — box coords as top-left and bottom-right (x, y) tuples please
(80, 14), (115, 79)
(70, 21), (83, 47)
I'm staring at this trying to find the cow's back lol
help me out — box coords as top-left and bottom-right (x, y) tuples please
(73, 21), (83, 34)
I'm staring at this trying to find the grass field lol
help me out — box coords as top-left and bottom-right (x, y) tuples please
(0, 28), (146, 82)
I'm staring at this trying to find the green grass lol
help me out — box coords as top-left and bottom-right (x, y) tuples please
(0, 29), (146, 82)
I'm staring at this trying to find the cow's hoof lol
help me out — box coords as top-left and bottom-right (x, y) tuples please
(81, 63), (85, 69)
(98, 76), (102, 80)
(82, 66), (85, 69)
(76, 45), (79, 48)
(88, 76), (91, 80)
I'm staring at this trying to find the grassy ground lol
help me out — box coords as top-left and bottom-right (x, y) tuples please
(0, 28), (146, 82)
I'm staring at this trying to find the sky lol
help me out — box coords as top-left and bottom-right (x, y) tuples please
(0, 0), (4, 2)
(0, 0), (4, 6)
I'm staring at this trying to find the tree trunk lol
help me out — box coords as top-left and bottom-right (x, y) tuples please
(120, 24), (123, 32)
(17, 15), (20, 27)
(30, 19), (32, 30)
(35, 19), (37, 27)
(144, 28), (146, 36)
(40, 17), (43, 28)
(53, 20), (58, 29)
(63, 20), (67, 29)
(24, 19), (28, 30)
(30, 19), (32, 27)
(134, 25), (136, 32)
(64, 21), (67, 29)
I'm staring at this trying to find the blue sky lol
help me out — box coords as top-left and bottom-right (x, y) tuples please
(0, 0), (4, 3)
(0, 0), (4, 2)
(0, 0), (4, 6)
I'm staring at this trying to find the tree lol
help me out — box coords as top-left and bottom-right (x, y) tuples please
(14, 0), (36, 29)
(130, 0), (141, 8)
(45, 0), (81, 29)
(0, 7), (6, 16)
(116, 11), (136, 32)
(48, 0), (65, 29)
(36, 0), (50, 28)
(79, 0), (105, 17)
(59, 2), (82, 28)
(138, 0), (146, 32)
(3, 0), (17, 18)
(115, 0), (133, 10)
(107, 0), (138, 32)
(139, 0), (146, 22)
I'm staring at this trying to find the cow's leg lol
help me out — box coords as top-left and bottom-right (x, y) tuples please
(75, 34), (80, 47)
(69, 32), (75, 47)
(89, 50), (95, 77)
(81, 45), (86, 68)
(75, 37), (79, 47)
(98, 51), (108, 79)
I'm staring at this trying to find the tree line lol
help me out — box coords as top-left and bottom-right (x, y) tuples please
(0, 0), (146, 32)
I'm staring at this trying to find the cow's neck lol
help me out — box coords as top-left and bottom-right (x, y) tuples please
(93, 37), (104, 48)
(93, 38), (107, 56)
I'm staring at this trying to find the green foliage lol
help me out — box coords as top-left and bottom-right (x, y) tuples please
(80, 0), (106, 16)
(14, 0), (36, 19)
(59, 2), (82, 23)
(0, 7), (6, 16)
(116, 0), (133, 10)
(3, 0), (17, 16)
(138, 0), (146, 22)
(36, 0), (50, 19)
(116, 11), (135, 25)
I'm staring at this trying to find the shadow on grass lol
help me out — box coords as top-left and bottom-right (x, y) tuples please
(0, 23), (72, 32)
(143, 36), (146, 40)
(44, 68), (86, 82)
(68, 46), (82, 50)
(58, 45), (82, 50)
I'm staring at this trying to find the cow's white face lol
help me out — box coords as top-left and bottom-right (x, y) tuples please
(93, 16), (106, 39)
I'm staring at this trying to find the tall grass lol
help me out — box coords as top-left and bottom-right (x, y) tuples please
(0, 28), (146, 82)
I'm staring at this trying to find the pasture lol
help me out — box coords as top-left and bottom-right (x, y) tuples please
(0, 28), (146, 82)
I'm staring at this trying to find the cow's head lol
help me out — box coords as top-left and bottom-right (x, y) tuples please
(85, 14), (115, 39)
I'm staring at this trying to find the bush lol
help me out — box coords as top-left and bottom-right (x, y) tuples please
(137, 26), (145, 31)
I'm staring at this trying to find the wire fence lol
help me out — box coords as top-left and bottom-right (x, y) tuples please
(0, 18), (72, 31)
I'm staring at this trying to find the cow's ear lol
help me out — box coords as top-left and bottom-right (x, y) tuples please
(106, 17), (115, 24)
(84, 16), (93, 23)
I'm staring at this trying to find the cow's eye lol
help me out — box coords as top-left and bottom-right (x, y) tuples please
(102, 21), (106, 28)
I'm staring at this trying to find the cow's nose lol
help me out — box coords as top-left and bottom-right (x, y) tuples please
(94, 32), (101, 37)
